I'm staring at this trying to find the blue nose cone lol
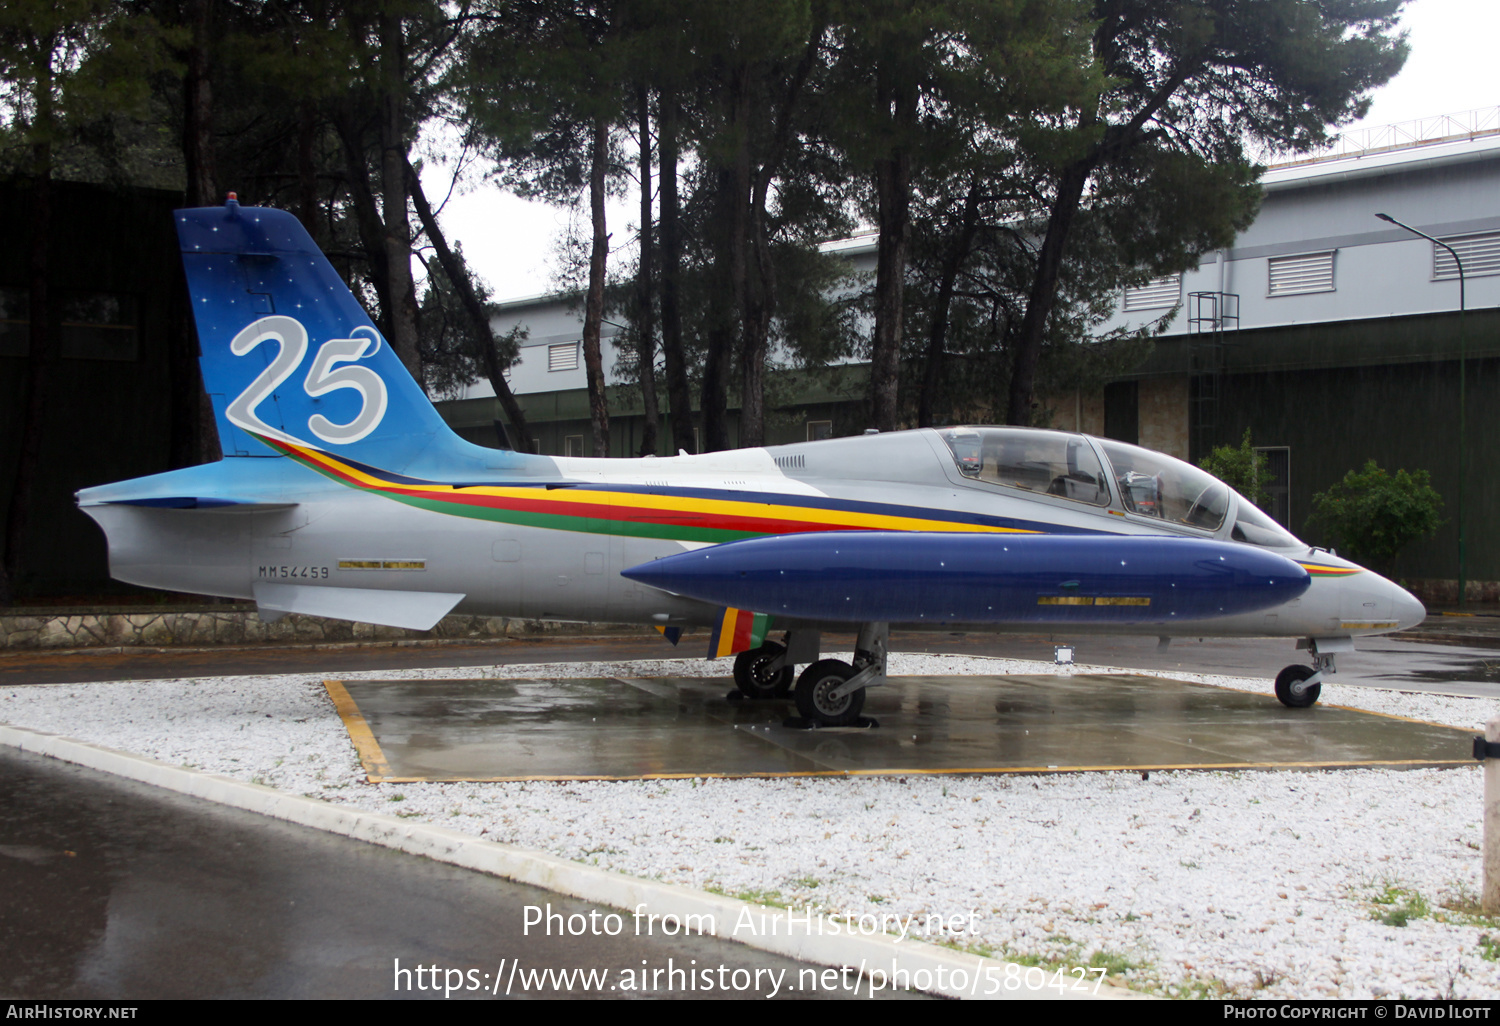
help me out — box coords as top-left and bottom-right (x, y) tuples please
(624, 532), (1310, 625)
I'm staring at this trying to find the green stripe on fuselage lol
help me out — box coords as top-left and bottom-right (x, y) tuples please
(288, 448), (767, 543)
(381, 490), (764, 543)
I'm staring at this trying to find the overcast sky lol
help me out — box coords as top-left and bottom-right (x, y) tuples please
(426, 0), (1500, 304)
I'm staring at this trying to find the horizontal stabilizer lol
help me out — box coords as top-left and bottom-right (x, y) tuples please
(252, 582), (464, 630)
(93, 497), (298, 513)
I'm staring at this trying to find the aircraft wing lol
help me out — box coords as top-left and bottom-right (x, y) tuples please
(84, 497), (299, 512)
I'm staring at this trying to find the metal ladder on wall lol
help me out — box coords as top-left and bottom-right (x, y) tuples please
(1186, 292), (1239, 459)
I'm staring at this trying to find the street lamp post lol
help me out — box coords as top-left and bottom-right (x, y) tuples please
(1376, 212), (1467, 608)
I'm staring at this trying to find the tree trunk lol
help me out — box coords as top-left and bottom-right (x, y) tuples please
(738, 26), (817, 450)
(332, 111), (392, 337)
(699, 168), (738, 453)
(183, 0), (217, 207)
(378, 8), (422, 380)
(739, 175), (774, 449)
(178, 0), (221, 467)
(917, 178), (982, 427)
(1006, 161), (1090, 426)
(868, 78), (914, 433)
(869, 159), (910, 431)
(582, 115), (611, 457)
(703, 68), (751, 454)
(634, 84), (659, 457)
(406, 158), (534, 452)
(657, 89), (694, 454)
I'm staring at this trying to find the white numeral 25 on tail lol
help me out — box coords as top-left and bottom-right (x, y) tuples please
(226, 316), (388, 446)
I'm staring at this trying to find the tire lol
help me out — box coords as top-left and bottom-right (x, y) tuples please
(734, 642), (793, 699)
(794, 659), (866, 726)
(1275, 664), (1321, 708)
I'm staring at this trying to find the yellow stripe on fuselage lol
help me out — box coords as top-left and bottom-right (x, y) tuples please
(296, 442), (1036, 536)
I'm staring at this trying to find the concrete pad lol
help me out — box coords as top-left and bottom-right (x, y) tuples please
(328, 673), (1476, 783)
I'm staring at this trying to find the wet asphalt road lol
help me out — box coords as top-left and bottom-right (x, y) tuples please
(0, 746), (892, 1000)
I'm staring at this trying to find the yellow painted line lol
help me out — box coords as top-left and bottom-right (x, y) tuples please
(324, 679), (393, 782)
(359, 758), (1474, 784)
(841, 759), (1473, 776)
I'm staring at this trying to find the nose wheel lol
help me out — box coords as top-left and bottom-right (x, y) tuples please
(1275, 639), (1345, 708)
(1274, 664), (1322, 708)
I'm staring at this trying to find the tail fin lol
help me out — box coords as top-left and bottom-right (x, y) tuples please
(177, 197), (512, 474)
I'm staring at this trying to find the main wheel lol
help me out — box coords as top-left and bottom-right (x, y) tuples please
(1275, 664), (1321, 708)
(734, 642), (793, 699)
(794, 659), (866, 726)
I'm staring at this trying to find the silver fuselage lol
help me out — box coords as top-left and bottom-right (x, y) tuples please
(81, 428), (1424, 641)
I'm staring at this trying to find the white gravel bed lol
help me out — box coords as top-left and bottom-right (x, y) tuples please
(4, 653), (1499, 1000)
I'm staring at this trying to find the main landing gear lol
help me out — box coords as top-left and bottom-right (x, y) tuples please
(793, 622), (887, 727)
(1274, 637), (1351, 708)
(732, 642), (793, 698)
(730, 624), (889, 728)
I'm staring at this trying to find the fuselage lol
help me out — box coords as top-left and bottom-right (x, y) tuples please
(78, 425), (1425, 641)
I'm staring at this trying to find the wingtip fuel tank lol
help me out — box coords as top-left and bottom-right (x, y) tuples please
(623, 532), (1312, 626)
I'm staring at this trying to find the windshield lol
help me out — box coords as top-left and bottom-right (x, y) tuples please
(1097, 440), (1229, 531)
(1231, 498), (1301, 548)
(938, 428), (1109, 506)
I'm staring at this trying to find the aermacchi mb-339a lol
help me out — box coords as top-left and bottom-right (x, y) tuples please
(78, 200), (1426, 727)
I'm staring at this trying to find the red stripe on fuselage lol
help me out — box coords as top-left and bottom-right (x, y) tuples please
(392, 485), (878, 535)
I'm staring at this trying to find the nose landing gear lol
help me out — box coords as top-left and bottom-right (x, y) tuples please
(1275, 637), (1349, 708)
(1274, 664), (1321, 708)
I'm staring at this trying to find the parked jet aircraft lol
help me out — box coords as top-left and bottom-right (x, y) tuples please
(78, 199), (1425, 726)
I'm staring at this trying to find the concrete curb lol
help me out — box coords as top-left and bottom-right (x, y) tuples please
(0, 609), (645, 652)
(0, 722), (1137, 1000)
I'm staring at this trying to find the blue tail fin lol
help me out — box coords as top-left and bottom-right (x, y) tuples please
(177, 197), (515, 474)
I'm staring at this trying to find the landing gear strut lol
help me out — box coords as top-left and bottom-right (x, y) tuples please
(732, 630), (821, 700)
(792, 622), (887, 728)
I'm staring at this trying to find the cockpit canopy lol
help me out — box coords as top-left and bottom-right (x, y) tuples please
(941, 427), (1110, 506)
(937, 427), (1300, 549)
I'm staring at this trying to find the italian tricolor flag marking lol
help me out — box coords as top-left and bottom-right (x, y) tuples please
(708, 607), (773, 659)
